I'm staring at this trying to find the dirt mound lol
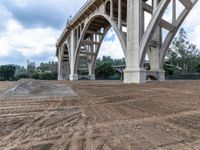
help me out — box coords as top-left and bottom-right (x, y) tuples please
(1, 79), (77, 97)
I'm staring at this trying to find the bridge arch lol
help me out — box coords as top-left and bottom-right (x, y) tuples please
(105, 0), (111, 16)
(139, 0), (198, 69)
(59, 43), (70, 80)
(73, 13), (126, 77)
(57, 0), (199, 83)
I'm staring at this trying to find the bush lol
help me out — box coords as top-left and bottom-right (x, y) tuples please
(197, 64), (200, 73)
(32, 72), (40, 79)
(95, 62), (115, 79)
(163, 64), (175, 76)
(15, 72), (29, 80)
(39, 72), (57, 80)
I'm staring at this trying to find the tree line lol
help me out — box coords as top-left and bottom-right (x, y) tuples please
(165, 28), (200, 77)
(0, 61), (58, 81)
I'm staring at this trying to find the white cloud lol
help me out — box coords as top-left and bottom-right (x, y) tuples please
(189, 24), (200, 48)
(181, 2), (200, 48)
(98, 29), (124, 59)
(0, 0), (200, 67)
(0, 19), (58, 64)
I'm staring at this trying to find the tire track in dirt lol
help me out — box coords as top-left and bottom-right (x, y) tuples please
(1, 80), (200, 150)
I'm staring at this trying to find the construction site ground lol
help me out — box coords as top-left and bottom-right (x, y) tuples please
(0, 79), (200, 150)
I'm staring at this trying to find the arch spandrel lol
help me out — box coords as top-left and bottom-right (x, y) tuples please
(139, 0), (198, 68)
(57, 0), (199, 83)
(73, 13), (127, 74)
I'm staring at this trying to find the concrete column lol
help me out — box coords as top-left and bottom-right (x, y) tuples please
(124, 0), (146, 84)
(76, 28), (79, 43)
(88, 35), (96, 80)
(110, 0), (113, 19)
(172, 0), (176, 24)
(118, 0), (122, 30)
(69, 29), (78, 80)
(89, 74), (96, 80)
(148, 0), (165, 81)
(58, 47), (64, 80)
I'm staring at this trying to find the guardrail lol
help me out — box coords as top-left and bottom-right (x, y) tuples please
(70, 0), (93, 23)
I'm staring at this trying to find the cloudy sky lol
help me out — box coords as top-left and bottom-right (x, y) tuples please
(0, 0), (200, 66)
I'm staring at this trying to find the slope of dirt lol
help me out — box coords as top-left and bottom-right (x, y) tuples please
(1, 79), (77, 97)
(0, 80), (200, 150)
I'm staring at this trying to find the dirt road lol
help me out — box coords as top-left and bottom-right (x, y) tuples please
(0, 80), (200, 150)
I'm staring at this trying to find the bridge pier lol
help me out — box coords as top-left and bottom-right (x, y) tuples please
(58, 63), (70, 80)
(69, 29), (79, 81)
(69, 74), (78, 80)
(124, 0), (146, 84)
(147, 0), (164, 82)
(89, 74), (96, 80)
(147, 70), (165, 81)
(58, 49), (63, 81)
(124, 69), (146, 84)
(156, 70), (165, 81)
(58, 75), (63, 81)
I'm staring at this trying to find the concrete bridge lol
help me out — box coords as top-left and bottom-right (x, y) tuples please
(56, 0), (198, 83)
(113, 63), (163, 80)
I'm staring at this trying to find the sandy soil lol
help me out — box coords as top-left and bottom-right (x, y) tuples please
(0, 80), (200, 150)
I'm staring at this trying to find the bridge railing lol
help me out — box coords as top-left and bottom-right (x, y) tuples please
(57, 0), (96, 46)
(70, 0), (94, 24)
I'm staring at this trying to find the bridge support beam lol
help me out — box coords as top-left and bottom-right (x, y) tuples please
(69, 29), (78, 81)
(147, 70), (165, 81)
(89, 74), (96, 80)
(70, 74), (78, 80)
(124, 69), (146, 84)
(124, 0), (146, 84)
(58, 76), (63, 80)
(88, 60), (96, 80)
(147, 0), (165, 81)
(58, 47), (64, 80)
(118, 0), (122, 30)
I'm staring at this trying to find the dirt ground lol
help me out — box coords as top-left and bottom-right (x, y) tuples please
(0, 80), (200, 150)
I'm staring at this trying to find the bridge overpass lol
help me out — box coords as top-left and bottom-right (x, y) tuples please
(56, 0), (198, 83)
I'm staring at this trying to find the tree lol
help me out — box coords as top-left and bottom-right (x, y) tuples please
(170, 28), (200, 73)
(95, 62), (115, 79)
(197, 64), (200, 73)
(27, 62), (36, 77)
(14, 66), (29, 80)
(38, 61), (58, 73)
(96, 56), (126, 68)
(0, 65), (16, 81)
(163, 64), (175, 76)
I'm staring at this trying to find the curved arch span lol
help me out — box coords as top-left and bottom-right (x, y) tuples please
(58, 43), (70, 80)
(139, 0), (198, 68)
(60, 43), (70, 65)
(73, 13), (126, 74)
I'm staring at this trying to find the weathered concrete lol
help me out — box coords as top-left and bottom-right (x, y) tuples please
(56, 0), (198, 83)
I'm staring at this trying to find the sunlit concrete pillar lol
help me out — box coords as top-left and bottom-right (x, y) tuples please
(148, 0), (165, 81)
(88, 34), (96, 80)
(172, 0), (176, 24)
(69, 29), (78, 80)
(118, 0), (122, 30)
(62, 61), (70, 80)
(124, 0), (146, 84)
(58, 47), (64, 80)
(110, 0), (114, 19)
